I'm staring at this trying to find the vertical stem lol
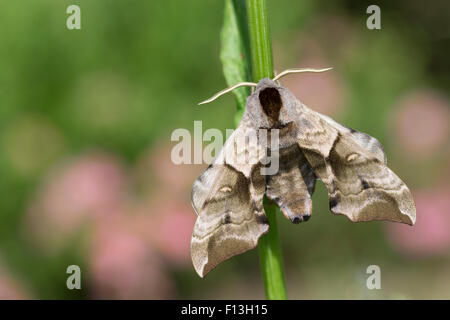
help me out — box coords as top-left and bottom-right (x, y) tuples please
(246, 0), (274, 80)
(258, 199), (287, 299)
(246, 0), (287, 300)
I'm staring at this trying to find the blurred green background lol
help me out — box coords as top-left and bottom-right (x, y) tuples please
(0, 0), (449, 299)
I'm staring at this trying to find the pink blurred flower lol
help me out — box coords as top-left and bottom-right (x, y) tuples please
(317, 15), (358, 62)
(25, 152), (128, 251)
(141, 202), (196, 266)
(0, 259), (30, 299)
(20, 144), (199, 298)
(279, 55), (347, 117)
(393, 90), (449, 158)
(385, 188), (450, 257)
(132, 143), (201, 266)
(89, 216), (173, 299)
(135, 144), (205, 197)
(273, 15), (352, 118)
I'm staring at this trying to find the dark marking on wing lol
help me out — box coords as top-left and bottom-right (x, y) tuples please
(301, 118), (313, 128)
(329, 195), (339, 209)
(255, 213), (269, 225)
(361, 179), (370, 190)
(291, 216), (301, 224)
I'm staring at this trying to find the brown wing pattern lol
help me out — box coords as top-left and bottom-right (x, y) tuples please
(190, 116), (268, 277)
(296, 103), (416, 225)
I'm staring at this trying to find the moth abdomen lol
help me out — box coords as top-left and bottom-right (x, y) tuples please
(223, 213), (231, 224)
(290, 213), (311, 224)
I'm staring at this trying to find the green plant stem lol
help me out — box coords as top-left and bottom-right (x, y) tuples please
(246, 0), (274, 81)
(258, 199), (287, 299)
(246, 0), (287, 300)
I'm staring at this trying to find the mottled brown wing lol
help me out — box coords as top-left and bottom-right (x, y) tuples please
(191, 116), (268, 277)
(265, 144), (316, 223)
(316, 112), (387, 163)
(295, 102), (416, 225)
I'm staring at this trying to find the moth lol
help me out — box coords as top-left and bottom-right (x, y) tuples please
(191, 68), (416, 278)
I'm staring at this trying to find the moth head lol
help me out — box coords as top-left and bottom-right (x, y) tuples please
(247, 78), (286, 128)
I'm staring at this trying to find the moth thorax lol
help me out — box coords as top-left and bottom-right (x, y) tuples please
(259, 87), (282, 125)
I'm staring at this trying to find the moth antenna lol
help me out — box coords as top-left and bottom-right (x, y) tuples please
(272, 70), (281, 85)
(272, 67), (333, 82)
(198, 82), (257, 105)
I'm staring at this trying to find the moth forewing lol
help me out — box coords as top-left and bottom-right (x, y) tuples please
(190, 114), (269, 277)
